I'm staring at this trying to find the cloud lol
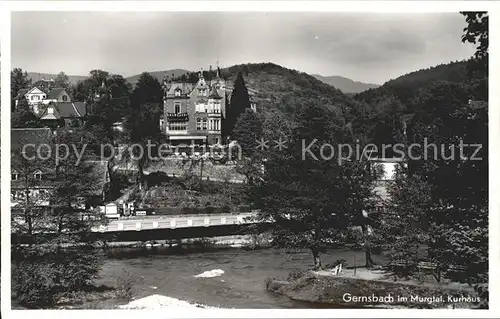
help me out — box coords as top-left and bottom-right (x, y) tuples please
(11, 12), (476, 84)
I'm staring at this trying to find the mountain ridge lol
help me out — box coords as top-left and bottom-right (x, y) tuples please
(312, 74), (380, 93)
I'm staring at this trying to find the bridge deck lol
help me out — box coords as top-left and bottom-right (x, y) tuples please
(95, 212), (258, 232)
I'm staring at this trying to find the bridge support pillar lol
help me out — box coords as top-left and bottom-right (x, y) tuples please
(153, 221), (159, 228)
(221, 217), (227, 224)
(118, 223), (124, 231)
(170, 220), (176, 228)
(204, 217), (210, 226)
(135, 222), (141, 231)
(187, 219), (193, 226)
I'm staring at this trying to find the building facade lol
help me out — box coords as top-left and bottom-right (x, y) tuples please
(14, 78), (72, 114)
(161, 69), (227, 146)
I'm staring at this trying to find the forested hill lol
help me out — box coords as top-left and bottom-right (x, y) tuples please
(225, 63), (356, 112)
(349, 59), (487, 150)
(177, 63), (368, 127)
(354, 60), (471, 105)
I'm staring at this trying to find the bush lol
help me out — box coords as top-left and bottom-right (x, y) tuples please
(114, 269), (137, 300)
(12, 262), (58, 307)
(12, 246), (103, 308)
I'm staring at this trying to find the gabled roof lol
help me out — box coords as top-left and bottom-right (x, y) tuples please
(166, 82), (195, 96)
(45, 88), (66, 100)
(38, 102), (87, 120)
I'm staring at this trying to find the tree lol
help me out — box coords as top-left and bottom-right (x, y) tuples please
(54, 71), (70, 90)
(11, 68), (31, 110)
(382, 167), (433, 278)
(11, 98), (41, 128)
(125, 102), (164, 188)
(461, 12), (488, 76)
(12, 129), (106, 308)
(251, 104), (376, 269)
(225, 72), (251, 138)
(130, 72), (163, 106)
(399, 78), (488, 302)
(107, 74), (132, 100)
(232, 109), (263, 158)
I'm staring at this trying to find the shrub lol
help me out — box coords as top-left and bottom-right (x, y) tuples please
(12, 245), (103, 308)
(114, 270), (137, 300)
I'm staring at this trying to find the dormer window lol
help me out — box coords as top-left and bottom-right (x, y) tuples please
(48, 106), (54, 114)
(62, 95), (68, 101)
(11, 170), (18, 181)
(33, 170), (42, 180)
(175, 89), (181, 97)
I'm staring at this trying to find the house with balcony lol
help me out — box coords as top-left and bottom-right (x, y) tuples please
(161, 68), (227, 146)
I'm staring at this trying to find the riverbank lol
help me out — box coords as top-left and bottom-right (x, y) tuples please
(101, 234), (271, 250)
(266, 267), (479, 309)
(13, 248), (395, 309)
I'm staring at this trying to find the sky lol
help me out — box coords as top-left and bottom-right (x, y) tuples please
(12, 11), (476, 84)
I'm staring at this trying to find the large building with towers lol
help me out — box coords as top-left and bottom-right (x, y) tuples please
(161, 66), (259, 146)
(161, 68), (227, 146)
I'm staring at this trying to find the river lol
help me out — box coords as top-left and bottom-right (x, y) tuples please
(95, 247), (383, 309)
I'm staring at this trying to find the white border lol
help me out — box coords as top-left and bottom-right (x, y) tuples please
(1, 1), (499, 318)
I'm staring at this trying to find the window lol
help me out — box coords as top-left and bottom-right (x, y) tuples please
(196, 118), (202, 130)
(48, 106), (54, 114)
(213, 102), (220, 113)
(43, 95), (46, 99)
(168, 122), (187, 131)
(174, 102), (181, 114)
(62, 95), (68, 102)
(11, 171), (18, 181)
(215, 119), (220, 131)
(33, 170), (42, 180)
(31, 96), (34, 101)
(175, 89), (181, 97)
(202, 119), (207, 130)
(196, 103), (205, 113)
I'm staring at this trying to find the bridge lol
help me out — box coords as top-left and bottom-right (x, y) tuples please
(12, 211), (264, 244)
(93, 211), (263, 242)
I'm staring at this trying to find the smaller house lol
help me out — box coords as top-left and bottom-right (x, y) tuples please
(14, 80), (73, 114)
(37, 101), (87, 128)
(43, 87), (72, 104)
